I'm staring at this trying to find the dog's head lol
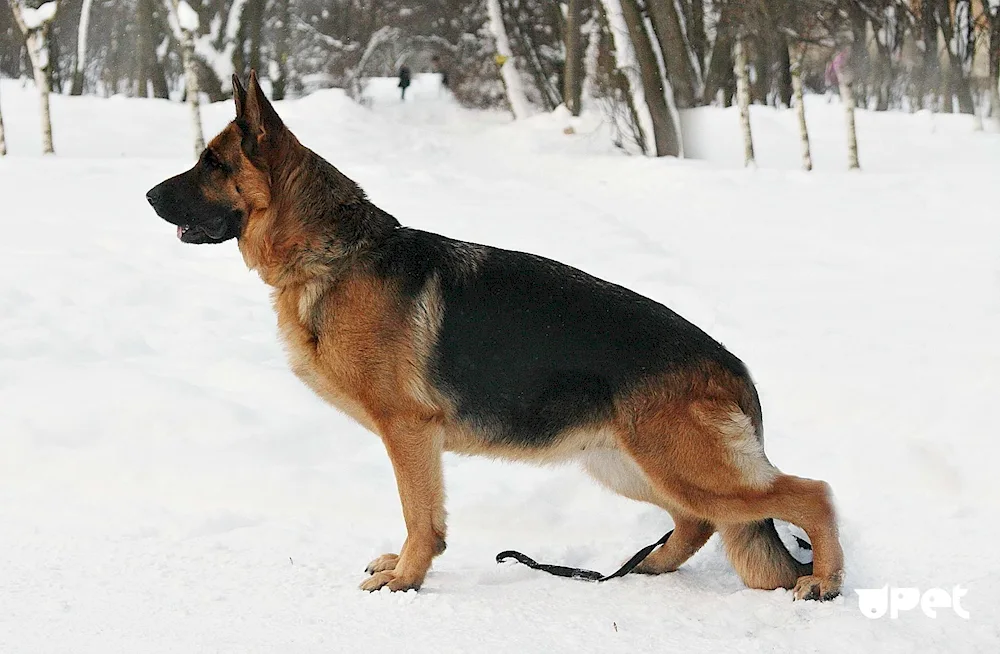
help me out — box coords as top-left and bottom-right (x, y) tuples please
(145, 72), (287, 245)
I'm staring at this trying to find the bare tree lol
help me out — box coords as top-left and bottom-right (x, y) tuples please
(839, 47), (860, 170)
(646, 0), (700, 108)
(164, 0), (205, 156)
(136, 0), (169, 98)
(734, 34), (754, 167)
(934, 0), (974, 114)
(563, 0), (583, 116)
(789, 43), (811, 171)
(69, 0), (92, 95)
(682, 0), (707, 71)
(984, 0), (1000, 122)
(617, 0), (680, 156)
(270, 0), (291, 100)
(7, 0), (59, 154)
(191, 0), (249, 99)
(703, 3), (735, 105)
(487, 0), (532, 119)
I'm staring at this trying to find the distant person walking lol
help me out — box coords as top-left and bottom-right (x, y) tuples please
(398, 66), (412, 101)
(431, 55), (449, 93)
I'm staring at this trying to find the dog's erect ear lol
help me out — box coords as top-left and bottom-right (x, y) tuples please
(233, 74), (247, 118)
(242, 70), (284, 142)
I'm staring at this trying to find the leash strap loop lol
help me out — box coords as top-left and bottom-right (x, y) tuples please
(496, 529), (674, 582)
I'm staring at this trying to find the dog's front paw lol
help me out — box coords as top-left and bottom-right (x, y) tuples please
(365, 553), (399, 575)
(359, 570), (422, 592)
(793, 573), (843, 601)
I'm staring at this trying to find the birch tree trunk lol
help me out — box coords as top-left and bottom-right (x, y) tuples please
(734, 35), (754, 167)
(69, 0), (93, 95)
(599, 0), (655, 153)
(181, 35), (205, 156)
(487, 0), (532, 119)
(164, 0), (205, 156)
(790, 44), (811, 172)
(8, 0), (59, 154)
(838, 70), (860, 170)
(564, 0), (583, 116)
(32, 43), (53, 154)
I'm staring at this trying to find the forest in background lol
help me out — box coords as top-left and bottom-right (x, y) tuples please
(1, 0), (999, 161)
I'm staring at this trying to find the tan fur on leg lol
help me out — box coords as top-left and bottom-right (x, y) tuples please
(634, 515), (714, 574)
(360, 420), (447, 592)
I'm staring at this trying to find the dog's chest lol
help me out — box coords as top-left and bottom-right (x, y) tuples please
(273, 282), (383, 433)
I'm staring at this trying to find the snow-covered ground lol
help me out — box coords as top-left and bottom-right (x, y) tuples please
(1, 74), (998, 652)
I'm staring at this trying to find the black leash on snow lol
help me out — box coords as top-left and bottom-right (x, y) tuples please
(496, 529), (674, 582)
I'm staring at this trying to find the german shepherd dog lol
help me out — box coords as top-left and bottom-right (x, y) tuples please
(146, 72), (844, 600)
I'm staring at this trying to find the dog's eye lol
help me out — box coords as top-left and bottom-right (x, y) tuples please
(204, 150), (225, 171)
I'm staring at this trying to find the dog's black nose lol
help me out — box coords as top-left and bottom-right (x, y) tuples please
(146, 188), (161, 207)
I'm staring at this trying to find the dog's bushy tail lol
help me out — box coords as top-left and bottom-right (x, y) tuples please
(720, 519), (812, 590)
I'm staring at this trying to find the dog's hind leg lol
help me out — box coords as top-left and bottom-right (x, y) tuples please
(360, 417), (447, 592)
(580, 448), (714, 574)
(632, 514), (714, 574)
(617, 397), (844, 600)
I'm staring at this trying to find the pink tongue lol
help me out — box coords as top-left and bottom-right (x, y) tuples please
(177, 225), (183, 239)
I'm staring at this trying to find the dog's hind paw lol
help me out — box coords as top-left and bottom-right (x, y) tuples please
(365, 553), (399, 575)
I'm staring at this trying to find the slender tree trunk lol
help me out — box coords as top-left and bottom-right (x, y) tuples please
(271, 0), (290, 100)
(920, 1), (939, 110)
(684, 0), (707, 74)
(181, 35), (205, 156)
(487, 0), (532, 119)
(774, 34), (793, 108)
(564, 0), (583, 115)
(872, 39), (891, 111)
(8, 1), (59, 154)
(619, 0), (679, 156)
(751, 37), (770, 104)
(597, 0), (650, 153)
(703, 3), (735, 105)
(790, 44), (811, 172)
(939, 53), (953, 113)
(33, 49), (54, 154)
(847, 3), (868, 104)
(734, 36), (754, 167)
(70, 0), (93, 95)
(989, 10), (1000, 121)
(138, 0), (168, 98)
(136, 0), (153, 97)
(646, 0), (697, 107)
(246, 0), (263, 73)
(947, 53), (975, 114)
(839, 70), (860, 170)
(508, 7), (561, 110)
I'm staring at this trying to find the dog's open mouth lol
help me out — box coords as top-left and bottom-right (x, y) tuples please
(176, 224), (208, 243)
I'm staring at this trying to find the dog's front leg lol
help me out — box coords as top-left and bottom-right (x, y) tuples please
(360, 419), (446, 592)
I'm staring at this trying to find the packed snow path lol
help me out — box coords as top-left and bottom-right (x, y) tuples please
(1, 76), (998, 652)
